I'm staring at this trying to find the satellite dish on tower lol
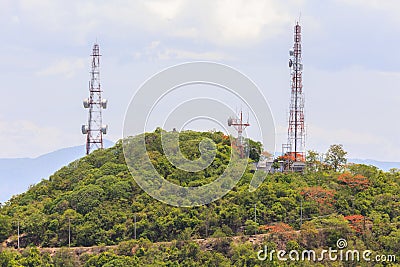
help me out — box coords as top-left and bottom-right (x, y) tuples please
(101, 125), (108, 134)
(83, 98), (90, 108)
(227, 117), (233, 126)
(81, 125), (89, 134)
(101, 99), (108, 109)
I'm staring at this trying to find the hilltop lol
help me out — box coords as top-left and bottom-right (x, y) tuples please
(2, 140), (398, 205)
(0, 129), (399, 266)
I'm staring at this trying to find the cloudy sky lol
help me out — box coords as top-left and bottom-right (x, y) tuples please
(0, 0), (399, 161)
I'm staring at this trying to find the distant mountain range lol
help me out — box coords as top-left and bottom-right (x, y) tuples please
(0, 143), (398, 204)
(0, 140), (114, 204)
(271, 153), (400, 172)
(347, 158), (400, 172)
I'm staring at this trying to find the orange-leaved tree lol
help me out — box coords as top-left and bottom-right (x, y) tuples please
(301, 186), (336, 214)
(337, 173), (370, 192)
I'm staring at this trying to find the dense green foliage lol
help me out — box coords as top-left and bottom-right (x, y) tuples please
(324, 144), (348, 172)
(0, 130), (399, 266)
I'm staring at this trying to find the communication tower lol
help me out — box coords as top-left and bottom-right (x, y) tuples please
(81, 43), (108, 155)
(228, 110), (250, 158)
(283, 22), (306, 171)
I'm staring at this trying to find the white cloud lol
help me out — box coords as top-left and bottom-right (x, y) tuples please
(137, 41), (231, 61)
(1, 0), (398, 163)
(0, 119), (80, 158)
(148, 41), (160, 50)
(337, 0), (400, 11)
(36, 58), (85, 78)
(159, 48), (231, 61)
(172, 27), (199, 39)
(335, 0), (400, 22)
(161, 0), (303, 46)
(144, 0), (184, 20)
(19, 0), (69, 31)
(211, 0), (289, 44)
(13, 0), (303, 47)
(11, 15), (20, 24)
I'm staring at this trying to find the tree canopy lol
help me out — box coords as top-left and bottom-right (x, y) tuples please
(0, 130), (399, 266)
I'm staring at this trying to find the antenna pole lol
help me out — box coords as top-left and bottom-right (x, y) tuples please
(205, 214), (208, 238)
(68, 218), (71, 247)
(300, 198), (303, 228)
(82, 43), (108, 154)
(17, 220), (20, 249)
(254, 203), (257, 223)
(134, 214), (137, 240)
(254, 203), (257, 235)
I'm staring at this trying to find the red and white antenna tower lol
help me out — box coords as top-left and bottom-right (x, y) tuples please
(81, 43), (108, 155)
(228, 110), (250, 158)
(286, 22), (305, 162)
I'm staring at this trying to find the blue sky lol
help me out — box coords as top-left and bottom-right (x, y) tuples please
(0, 0), (399, 161)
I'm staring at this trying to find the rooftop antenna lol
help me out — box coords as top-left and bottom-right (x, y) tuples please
(82, 43), (108, 155)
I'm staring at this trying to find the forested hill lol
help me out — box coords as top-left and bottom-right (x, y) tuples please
(0, 129), (262, 248)
(0, 129), (399, 266)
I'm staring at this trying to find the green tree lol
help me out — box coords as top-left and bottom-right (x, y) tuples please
(103, 257), (138, 267)
(0, 215), (11, 241)
(244, 220), (258, 235)
(231, 243), (259, 266)
(0, 250), (20, 267)
(1, 128), (400, 264)
(84, 252), (119, 267)
(247, 139), (262, 162)
(305, 150), (321, 173)
(69, 185), (105, 215)
(19, 247), (43, 267)
(324, 144), (347, 172)
(53, 248), (80, 267)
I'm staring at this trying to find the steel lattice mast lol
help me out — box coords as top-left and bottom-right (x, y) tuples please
(82, 43), (108, 155)
(287, 22), (305, 161)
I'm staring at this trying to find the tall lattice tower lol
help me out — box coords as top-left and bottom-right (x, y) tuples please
(81, 43), (108, 155)
(285, 22), (305, 164)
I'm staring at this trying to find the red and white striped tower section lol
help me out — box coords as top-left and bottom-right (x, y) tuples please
(81, 43), (108, 155)
(287, 22), (305, 163)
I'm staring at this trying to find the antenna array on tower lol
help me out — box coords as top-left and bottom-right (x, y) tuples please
(81, 43), (108, 155)
(283, 22), (306, 172)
